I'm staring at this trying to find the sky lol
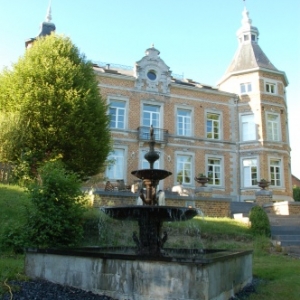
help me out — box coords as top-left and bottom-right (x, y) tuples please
(0, 0), (299, 178)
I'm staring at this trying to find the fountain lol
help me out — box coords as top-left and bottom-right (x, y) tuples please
(101, 125), (198, 256)
(25, 128), (253, 300)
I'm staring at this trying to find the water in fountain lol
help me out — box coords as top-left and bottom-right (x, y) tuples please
(101, 126), (199, 256)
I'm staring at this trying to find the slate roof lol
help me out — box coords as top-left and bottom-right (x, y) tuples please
(225, 42), (278, 74)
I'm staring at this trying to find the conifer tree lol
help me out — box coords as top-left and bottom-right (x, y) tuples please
(0, 34), (111, 179)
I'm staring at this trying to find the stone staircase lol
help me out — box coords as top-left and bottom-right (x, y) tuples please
(268, 215), (300, 256)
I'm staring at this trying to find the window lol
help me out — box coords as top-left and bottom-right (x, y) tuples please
(267, 113), (280, 141)
(266, 83), (276, 94)
(251, 34), (256, 42)
(207, 158), (221, 186)
(244, 35), (249, 41)
(242, 159), (257, 187)
(241, 114), (256, 141)
(270, 159), (281, 187)
(109, 100), (126, 129)
(177, 108), (191, 136)
(106, 149), (125, 180)
(240, 82), (252, 94)
(176, 155), (192, 185)
(147, 70), (157, 81)
(206, 113), (220, 139)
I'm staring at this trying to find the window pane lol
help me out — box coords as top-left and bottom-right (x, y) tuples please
(176, 155), (192, 184)
(207, 158), (221, 185)
(206, 113), (220, 139)
(109, 101), (125, 129)
(106, 149), (125, 179)
(267, 114), (280, 141)
(270, 159), (281, 186)
(243, 159), (257, 187)
(177, 109), (191, 136)
(241, 114), (256, 141)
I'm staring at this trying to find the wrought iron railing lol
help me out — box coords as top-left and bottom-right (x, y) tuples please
(137, 126), (168, 144)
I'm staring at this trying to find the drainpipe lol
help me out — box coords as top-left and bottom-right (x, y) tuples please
(235, 95), (241, 202)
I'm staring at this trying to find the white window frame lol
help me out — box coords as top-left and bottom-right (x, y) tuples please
(269, 158), (283, 187)
(265, 82), (277, 94)
(176, 106), (193, 137)
(206, 155), (224, 187)
(108, 97), (128, 130)
(240, 114), (256, 141)
(266, 112), (281, 141)
(175, 152), (194, 186)
(105, 147), (127, 181)
(206, 111), (222, 140)
(241, 157), (258, 187)
(240, 82), (252, 94)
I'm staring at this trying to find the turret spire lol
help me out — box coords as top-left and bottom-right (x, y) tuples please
(46, 1), (52, 22)
(236, 6), (259, 44)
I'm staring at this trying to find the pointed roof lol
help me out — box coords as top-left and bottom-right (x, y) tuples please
(219, 7), (288, 85)
(226, 42), (278, 73)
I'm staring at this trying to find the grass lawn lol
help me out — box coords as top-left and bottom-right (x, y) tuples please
(1, 183), (300, 299)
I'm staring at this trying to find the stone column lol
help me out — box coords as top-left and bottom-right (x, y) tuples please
(255, 190), (273, 206)
(195, 187), (213, 198)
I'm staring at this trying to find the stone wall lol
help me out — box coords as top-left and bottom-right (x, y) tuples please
(93, 191), (231, 218)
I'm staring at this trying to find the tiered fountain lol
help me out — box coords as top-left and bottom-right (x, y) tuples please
(101, 126), (198, 256)
(25, 128), (253, 300)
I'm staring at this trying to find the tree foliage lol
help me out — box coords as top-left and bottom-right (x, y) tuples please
(0, 34), (111, 180)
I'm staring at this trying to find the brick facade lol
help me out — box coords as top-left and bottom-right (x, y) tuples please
(89, 8), (293, 203)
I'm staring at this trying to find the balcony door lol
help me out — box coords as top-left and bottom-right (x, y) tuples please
(142, 104), (161, 140)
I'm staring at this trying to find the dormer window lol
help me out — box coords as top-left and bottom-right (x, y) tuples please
(244, 35), (249, 41)
(251, 34), (256, 42)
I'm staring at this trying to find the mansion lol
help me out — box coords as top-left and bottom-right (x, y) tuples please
(27, 7), (293, 202)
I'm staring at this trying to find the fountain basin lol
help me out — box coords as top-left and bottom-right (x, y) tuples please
(101, 205), (199, 256)
(100, 205), (198, 221)
(131, 168), (172, 180)
(25, 247), (253, 300)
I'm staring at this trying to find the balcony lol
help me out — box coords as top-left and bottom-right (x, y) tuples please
(137, 126), (168, 144)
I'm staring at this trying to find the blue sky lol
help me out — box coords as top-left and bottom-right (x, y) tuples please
(1, 0), (299, 178)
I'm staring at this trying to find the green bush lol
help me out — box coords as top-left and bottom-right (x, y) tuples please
(249, 206), (271, 237)
(25, 160), (88, 248)
(293, 186), (300, 201)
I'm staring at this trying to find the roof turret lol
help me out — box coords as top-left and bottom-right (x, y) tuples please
(25, 3), (56, 48)
(218, 7), (287, 85)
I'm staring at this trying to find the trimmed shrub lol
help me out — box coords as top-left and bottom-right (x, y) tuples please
(249, 206), (271, 237)
(25, 160), (88, 248)
(293, 186), (300, 201)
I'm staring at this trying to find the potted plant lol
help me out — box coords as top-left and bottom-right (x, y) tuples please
(257, 179), (270, 190)
(194, 173), (209, 187)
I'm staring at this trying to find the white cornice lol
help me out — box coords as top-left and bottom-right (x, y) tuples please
(218, 67), (289, 87)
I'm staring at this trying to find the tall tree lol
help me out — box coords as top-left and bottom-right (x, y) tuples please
(0, 34), (111, 179)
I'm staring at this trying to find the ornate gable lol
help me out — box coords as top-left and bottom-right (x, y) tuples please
(134, 45), (171, 94)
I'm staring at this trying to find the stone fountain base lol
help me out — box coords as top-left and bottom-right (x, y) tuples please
(25, 248), (252, 300)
